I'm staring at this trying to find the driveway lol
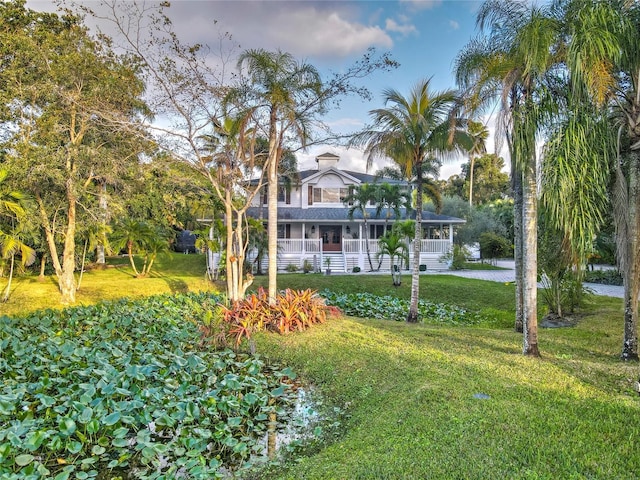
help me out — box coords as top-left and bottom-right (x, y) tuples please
(430, 260), (624, 299)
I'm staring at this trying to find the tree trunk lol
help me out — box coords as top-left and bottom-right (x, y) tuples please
(127, 242), (140, 277)
(513, 170), (524, 333)
(522, 159), (540, 357)
(620, 151), (640, 361)
(224, 197), (237, 302)
(1, 254), (15, 302)
(38, 254), (47, 281)
(96, 180), (108, 264)
(468, 155), (475, 207)
(59, 178), (78, 304)
(77, 239), (88, 290)
(363, 216), (375, 271)
(267, 133), (280, 304)
(407, 162), (422, 323)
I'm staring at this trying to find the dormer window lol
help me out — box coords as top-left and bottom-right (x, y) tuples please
(312, 187), (350, 204)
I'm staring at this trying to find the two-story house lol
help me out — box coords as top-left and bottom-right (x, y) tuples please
(245, 152), (464, 273)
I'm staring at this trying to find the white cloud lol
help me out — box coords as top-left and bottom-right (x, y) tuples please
(385, 18), (418, 37)
(449, 20), (460, 30)
(270, 9), (393, 58)
(399, 0), (443, 11)
(160, 2), (392, 59)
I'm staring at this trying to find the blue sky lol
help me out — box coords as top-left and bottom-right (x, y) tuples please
(29, 0), (492, 178)
(163, 0), (487, 177)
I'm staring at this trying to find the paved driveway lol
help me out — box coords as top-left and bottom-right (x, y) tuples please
(430, 260), (624, 299)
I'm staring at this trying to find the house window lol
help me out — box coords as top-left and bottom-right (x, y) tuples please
(312, 187), (350, 204)
(369, 224), (389, 239)
(277, 186), (291, 204)
(277, 224), (291, 239)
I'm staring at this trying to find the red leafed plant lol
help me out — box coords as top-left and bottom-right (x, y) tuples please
(207, 288), (340, 349)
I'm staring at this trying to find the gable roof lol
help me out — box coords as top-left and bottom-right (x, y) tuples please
(298, 168), (405, 185)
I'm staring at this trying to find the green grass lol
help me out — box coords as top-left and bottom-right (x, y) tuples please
(256, 313), (638, 479)
(2, 260), (638, 479)
(0, 253), (215, 317)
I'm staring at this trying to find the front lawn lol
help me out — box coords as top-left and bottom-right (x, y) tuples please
(2, 259), (637, 479)
(256, 312), (639, 479)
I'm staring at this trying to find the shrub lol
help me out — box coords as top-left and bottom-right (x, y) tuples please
(285, 263), (299, 272)
(214, 288), (340, 349)
(479, 231), (512, 263)
(584, 269), (623, 286)
(0, 293), (298, 479)
(352, 266), (361, 273)
(302, 259), (313, 273)
(440, 245), (469, 270)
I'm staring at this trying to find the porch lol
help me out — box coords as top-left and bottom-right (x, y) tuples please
(255, 238), (453, 273)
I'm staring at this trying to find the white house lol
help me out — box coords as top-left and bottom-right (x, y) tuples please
(245, 152), (465, 273)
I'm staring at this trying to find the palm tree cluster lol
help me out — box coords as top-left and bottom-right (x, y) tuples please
(452, 0), (640, 360)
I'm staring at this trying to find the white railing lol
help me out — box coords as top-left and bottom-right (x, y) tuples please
(276, 239), (450, 254)
(342, 238), (449, 254)
(278, 239), (321, 253)
(418, 239), (451, 254)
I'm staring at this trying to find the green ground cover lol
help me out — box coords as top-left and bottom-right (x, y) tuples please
(2, 255), (638, 479)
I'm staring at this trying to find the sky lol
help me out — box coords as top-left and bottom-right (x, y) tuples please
(28, 0), (498, 179)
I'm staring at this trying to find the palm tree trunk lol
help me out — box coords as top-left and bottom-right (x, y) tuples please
(267, 131), (279, 304)
(127, 242), (140, 277)
(363, 217), (375, 271)
(522, 159), (540, 357)
(407, 163), (423, 323)
(1, 254), (15, 302)
(513, 170), (524, 333)
(620, 152), (640, 360)
(468, 156), (475, 206)
(39, 254), (47, 281)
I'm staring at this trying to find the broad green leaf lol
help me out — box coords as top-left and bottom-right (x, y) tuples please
(101, 411), (121, 426)
(78, 407), (93, 424)
(15, 453), (35, 466)
(59, 418), (77, 437)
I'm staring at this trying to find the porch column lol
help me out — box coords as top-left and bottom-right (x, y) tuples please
(302, 222), (306, 254)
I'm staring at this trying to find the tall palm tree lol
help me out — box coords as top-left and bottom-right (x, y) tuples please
(543, 0), (640, 360)
(235, 49), (322, 302)
(466, 120), (489, 206)
(352, 79), (470, 322)
(455, 0), (560, 356)
(344, 184), (379, 272)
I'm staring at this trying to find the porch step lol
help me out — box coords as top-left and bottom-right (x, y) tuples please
(321, 253), (345, 273)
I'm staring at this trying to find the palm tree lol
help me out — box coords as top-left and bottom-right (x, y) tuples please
(344, 184), (380, 271)
(235, 49), (322, 302)
(466, 120), (489, 206)
(110, 219), (154, 277)
(543, 0), (640, 360)
(0, 170), (35, 302)
(352, 79), (470, 322)
(377, 228), (409, 286)
(455, 0), (560, 356)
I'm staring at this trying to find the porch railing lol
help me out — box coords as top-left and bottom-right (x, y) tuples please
(280, 238), (451, 254)
(278, 239), (322, 253)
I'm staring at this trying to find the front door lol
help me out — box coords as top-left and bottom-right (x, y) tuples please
(320, 225), (342, 252)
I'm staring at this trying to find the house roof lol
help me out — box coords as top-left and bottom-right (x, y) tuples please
(246, 207), (465, 224)
(297, 168), (405, 185)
